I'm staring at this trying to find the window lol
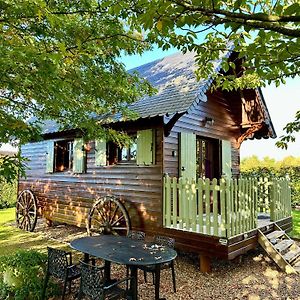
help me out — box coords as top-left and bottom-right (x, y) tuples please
(107, 138), (137, 165)
(120, 140), (137, 162)
(46, 138), (86, 173)
(54, 140), (74, 172)
(96, 129), (154, 167)
(196, 137), (220, 179)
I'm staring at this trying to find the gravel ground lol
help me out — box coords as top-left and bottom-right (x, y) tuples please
(36, 221), (300, 300)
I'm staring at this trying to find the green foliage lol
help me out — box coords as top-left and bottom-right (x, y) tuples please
(0, 154), (22, 205)
(108, 0), (300, 147)
(0, 250), (59, 300)
(0, 0), (154, 182)
(290, 210), (300, 239)
(241, 156), (300, 206)
(0, 178), (17, 209)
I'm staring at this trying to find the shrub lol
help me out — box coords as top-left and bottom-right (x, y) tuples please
(241, 156), (300, 207)
(0, 250), (59, 300)
(0, 179), (17, 209)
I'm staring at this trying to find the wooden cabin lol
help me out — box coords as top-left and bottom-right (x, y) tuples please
(18, 51), (292, 271)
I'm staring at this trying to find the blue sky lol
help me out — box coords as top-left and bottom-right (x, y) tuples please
(122, 48), (300, 160)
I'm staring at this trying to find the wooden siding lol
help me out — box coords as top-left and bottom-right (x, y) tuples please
(163, 90), (241, 178)
(19, 128), (164, 234)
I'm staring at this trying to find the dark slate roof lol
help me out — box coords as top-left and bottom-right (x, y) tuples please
(41, 51), (227, 134)
(129, 51), (226, 118)
(40, 50), (275, 138)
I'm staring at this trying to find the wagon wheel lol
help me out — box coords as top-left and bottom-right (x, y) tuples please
(16, 189), (38, 232)
(87, 196), (131, 236)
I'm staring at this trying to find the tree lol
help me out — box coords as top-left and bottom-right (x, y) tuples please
(116, 0), (300, 146)
(0, 0), (154, 180)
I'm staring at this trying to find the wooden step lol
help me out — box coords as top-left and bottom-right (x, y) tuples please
(292, 260), (300, 273)
(266, 230), (285, 240)
(274, 240), (294, 253)
(283, 247), (300, 263)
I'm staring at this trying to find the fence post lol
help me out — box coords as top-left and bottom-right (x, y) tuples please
(172, 177), (178, 229)
(178, 177), (183, 229)
(204, 178), (211, 235)
(212, 178), (218, 236)
(163, 176), (166, 227)
(165, 175), (171, 227)
(197, 179), (204, 234)
(270, 178), (275, 221)
(190, 179), (197, 232)
(220, 178), (227, 237)
(184, 178), (190, 231)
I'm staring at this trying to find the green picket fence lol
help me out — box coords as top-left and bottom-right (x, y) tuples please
(163, 176), (291, 238)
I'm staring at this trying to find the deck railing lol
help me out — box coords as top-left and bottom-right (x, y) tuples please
(163, 176), (291, 238)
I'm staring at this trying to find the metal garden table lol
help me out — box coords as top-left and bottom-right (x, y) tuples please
(70, 235), (177, 300)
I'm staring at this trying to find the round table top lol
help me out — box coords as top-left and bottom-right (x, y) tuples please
(70, 235), (177, 266)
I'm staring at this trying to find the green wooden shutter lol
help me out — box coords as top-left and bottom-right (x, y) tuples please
(222, 140), (232, 178)
(136, 129), (154, 165)
(46, 141), (54, 173)
(95, 139), (106, 166)
(73, 138), (86, 173)
(180, 132), (196, 180)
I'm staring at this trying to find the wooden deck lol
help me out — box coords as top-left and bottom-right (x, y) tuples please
(162, 215), (293, 261)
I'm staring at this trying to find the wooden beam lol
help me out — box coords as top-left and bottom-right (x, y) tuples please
(236, 123), (264, 149)
(163, 112), (185, 137)
(199, 255), (212, 273)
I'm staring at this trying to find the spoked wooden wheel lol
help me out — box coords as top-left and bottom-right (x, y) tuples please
(16, 189), (38, 232)
(87, 196), (131, 236)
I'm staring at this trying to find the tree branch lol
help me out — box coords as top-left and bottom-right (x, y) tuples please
(170, 0), (300, 37)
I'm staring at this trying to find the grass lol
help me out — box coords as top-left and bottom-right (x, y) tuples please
(290, 209), (300, 239)
(0, 208), (300, 256)
(0, 208), (67, 256)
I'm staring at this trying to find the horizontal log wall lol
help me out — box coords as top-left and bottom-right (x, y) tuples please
(164, 90), (241, 178)
(19, 128), (164, 234)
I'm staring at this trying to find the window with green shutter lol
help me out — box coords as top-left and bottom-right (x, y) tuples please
(95, 139), (107, 166)
(179, 132), (196, 180)
(45, 138), (87, 173)
(221, 140), (232, 178)
(136, 129), (154, 165)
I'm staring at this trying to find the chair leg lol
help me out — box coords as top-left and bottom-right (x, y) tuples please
(152, 272), (155, 285)
(68, 280), (72, 294)
(61, 276), (68, 300)
(126, 266), (130, 290)
(143, 270), (147, 283)
(171, 262), (176, 293)
(41, 272), (50, 300)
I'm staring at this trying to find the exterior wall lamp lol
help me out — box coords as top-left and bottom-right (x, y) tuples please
(200, 117), (215, 127)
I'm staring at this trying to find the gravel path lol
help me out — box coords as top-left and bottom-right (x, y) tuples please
(37, 221), (300, 300)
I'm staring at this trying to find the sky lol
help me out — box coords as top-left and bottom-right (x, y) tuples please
(1, 46), (299, 160)
(122, 47), (300, 161)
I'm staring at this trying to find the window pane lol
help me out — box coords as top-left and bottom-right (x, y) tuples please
(55, 140), (73, 172)
(121, 147), (128, 161)
(130, 142), (137, 160)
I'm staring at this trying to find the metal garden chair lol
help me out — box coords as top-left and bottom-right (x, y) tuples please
(126, 230), (146, 284)
(78, 261), (133, 300)
(139, 235), (176, 293)
(127, 230), (146, 241)
(42, 247), (81, 300)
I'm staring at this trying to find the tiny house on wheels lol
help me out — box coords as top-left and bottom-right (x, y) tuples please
(18, 51), (295, 272)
